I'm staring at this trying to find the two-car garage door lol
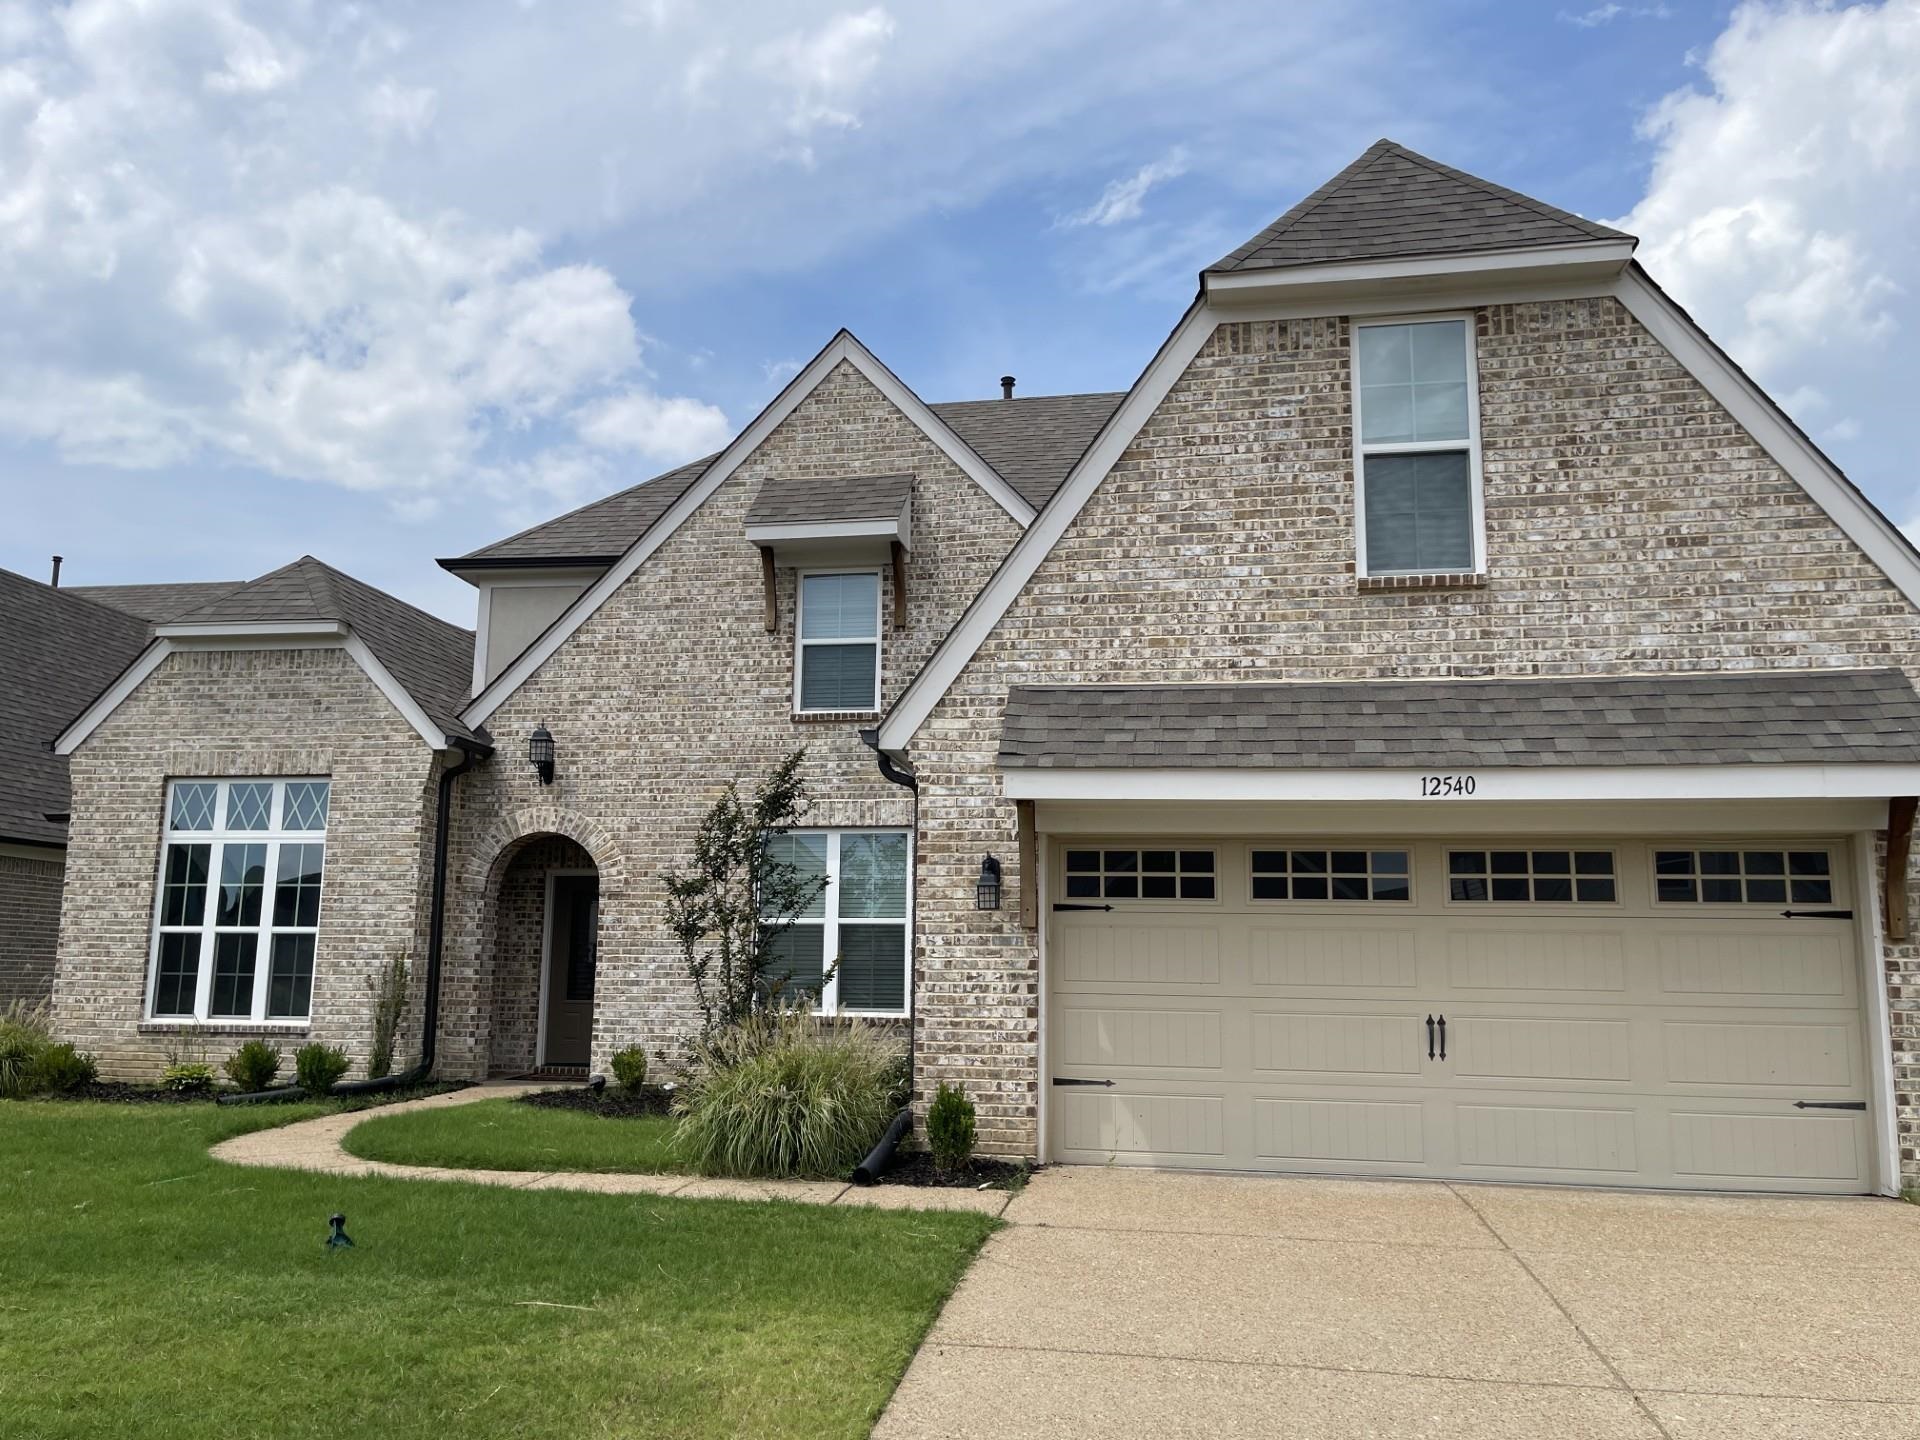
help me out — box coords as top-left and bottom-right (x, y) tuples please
(1047, 838), (1876, 1193)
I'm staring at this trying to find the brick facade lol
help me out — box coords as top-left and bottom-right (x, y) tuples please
(1, 850), (64, 1010)
(435, 360), (1023, 1080)
(906, 298), (1920, 1180)
(54, 647), (442, 1081)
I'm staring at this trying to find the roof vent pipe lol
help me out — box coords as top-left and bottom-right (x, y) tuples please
(1000, 375), (1015, 400)
(49, 555), (62, 587)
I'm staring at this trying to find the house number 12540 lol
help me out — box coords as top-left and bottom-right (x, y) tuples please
(1420, 774), (1476, 798)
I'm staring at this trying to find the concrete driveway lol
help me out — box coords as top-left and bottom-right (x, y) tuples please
(877, 1168), (1920, 1439)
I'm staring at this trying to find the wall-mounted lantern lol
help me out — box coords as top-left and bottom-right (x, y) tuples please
(976, 854), (1003, 911)
(529, 724), (555, 785)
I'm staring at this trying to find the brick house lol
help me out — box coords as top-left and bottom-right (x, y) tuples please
(42, 141), (1920, 1196)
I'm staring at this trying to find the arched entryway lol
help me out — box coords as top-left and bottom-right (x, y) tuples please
(488, 834), (599, 1076)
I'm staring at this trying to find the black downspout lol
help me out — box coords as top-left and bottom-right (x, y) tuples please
(221, 738), (490, 1105)
(856, 730), (917, 1182)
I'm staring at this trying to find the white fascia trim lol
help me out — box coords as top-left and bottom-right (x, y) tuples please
(55, 639), (173, 754)
(1001, 764), (1920, 804)
(1203, 239), (1637, 297)
(745, 515), (905, 545)
(341, 633), (452, 751)
(1612, 268), (1920, 611)
(154, 620), (348, 640)
(463, 330), (1029, 728)
(876, 297), (1214, 751)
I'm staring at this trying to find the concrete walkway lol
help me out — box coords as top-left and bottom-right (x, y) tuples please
(210, 1080), (1011, 1214)
(877, 1166), (1920, 1439)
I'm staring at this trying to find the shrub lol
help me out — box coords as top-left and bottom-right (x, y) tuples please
(0, 1000), (53, 1099)
(610, 1045), (648, 1093)
(673, 1010), (904, 1179)
(365, 951), (410, 1080)
(926, 1081), (977, 1174)
(29, 1043), (97, 1094)
(223, 1040), (282, 1093)
(295, 1042), (351, 1096)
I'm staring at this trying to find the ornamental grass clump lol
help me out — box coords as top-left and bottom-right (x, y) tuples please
(0, 1000), (54, 1099)
(672, 1009), (904, 1179)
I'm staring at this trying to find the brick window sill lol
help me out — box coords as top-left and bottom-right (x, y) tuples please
(1356, 572), (1488, 593)
(138, 1021), (312, 1037)
(791, 710), (882, 725)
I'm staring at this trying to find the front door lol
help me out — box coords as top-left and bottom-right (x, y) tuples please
(543, 873), (598, 1067)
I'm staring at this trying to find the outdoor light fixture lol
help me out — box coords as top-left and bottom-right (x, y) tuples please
(976, 854), (1003, 911)
(529, 723), (555, 785)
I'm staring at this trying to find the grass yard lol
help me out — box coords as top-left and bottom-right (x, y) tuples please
(2, 1102), (996, 1440)
(346, 1095), (687, 1174)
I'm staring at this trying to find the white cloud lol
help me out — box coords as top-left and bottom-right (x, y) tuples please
(1558, 4), (1672, 26)
(754, 6), (895, 162)
(573, 388), (731, 459)
(1612, 0), (1920, 509)
(1062, 147), (1191, 228)
(363, 79), (437, 142)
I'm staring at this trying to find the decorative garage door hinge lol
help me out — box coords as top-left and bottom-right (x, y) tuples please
(1792, 1100), (1866, 1110)
(1051, 1077), (1116, 1087)
(1779, 909), (1853, 920)
(1051, 903), (1113, 912)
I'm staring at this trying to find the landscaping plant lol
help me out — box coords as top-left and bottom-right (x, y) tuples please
(160, 1039), (216, 1094)
(294, 1042), (351, 1096)
(926, 1081), (977, 1174)
(365, 950), (410, 1079)
(223, 1040), (282, 1092)
(28, 1043), (97, 1095)
(673, 1009), (904, 1178)
(0, 1000), (53, 1098)
(610, 1044), (648, 1093)
(663, 749), (828, 1033)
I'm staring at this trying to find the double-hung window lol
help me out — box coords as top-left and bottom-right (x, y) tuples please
(795, 571), (881, 713)
(1353, 316), (1482, 575)
(761, 829), (909, 1015)
(149, 779), (329, 1023)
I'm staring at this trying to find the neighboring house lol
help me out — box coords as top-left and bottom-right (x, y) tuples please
(0, 569), (241, 1009)
(42, 141), (1920, 1197)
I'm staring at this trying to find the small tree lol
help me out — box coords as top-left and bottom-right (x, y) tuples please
(364, 950), (410, 1080)
(663, 750), (827, 1033)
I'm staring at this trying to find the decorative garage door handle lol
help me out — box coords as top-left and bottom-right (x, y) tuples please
(1426, 1015), (1435, 1060)
(1438, 1014), (1447, 1061)
(1052, 1077), (1116, 1087)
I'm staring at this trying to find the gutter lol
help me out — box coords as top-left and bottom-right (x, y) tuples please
(859, 729), (919, 1181)
(221, 737), (492, 1105)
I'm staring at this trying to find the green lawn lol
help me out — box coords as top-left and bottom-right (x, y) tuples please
(2, 1101), (996, 1439)
(346, 1096), (687, 1174)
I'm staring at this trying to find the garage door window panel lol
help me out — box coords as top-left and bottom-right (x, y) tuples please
(1449, 849), (1617, 904)
(1655, 848), (1832, 905)
(1251, 849), (1410, 901)
(1065, 848), (1215, 901)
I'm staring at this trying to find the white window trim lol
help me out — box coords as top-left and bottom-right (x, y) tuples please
(792, 568), (883, 716)
(1347, 311), (1486, 579)
(777, 827), (912, 1018)
(147, 778), (329, 1025)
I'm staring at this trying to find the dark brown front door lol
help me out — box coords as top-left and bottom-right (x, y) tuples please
(543, 874), (597, 1066)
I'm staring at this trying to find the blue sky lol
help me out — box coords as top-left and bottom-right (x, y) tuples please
(2, 1), (1915, 623)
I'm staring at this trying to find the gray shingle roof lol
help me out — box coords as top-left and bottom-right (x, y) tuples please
(933, 391), (1124, 510)
(998, 671), (1920, 770)
(168, 557), (481, 743)
(0, 568), (153, 845)
(746, 472), (913, 527)
(1209, 139), (1633, 275)
(447, 390), (1124, 569)
(68, 580), (246, 623)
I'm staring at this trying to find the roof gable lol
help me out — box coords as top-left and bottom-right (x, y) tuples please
(1209, 139), (1631, 274)
(460, 328), (1043, 726)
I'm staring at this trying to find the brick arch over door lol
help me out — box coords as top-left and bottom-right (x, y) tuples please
(438, 805), (629, 1079)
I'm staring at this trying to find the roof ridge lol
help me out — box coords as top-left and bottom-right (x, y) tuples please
(1207, 139), (1394, 271)
(301, 555), (475, 643)
(1384, 140), (1621, 241)
(0, 565), (163, 627)
(930, 390), (1129, 409)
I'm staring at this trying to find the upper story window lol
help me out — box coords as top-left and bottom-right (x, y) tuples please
(1353, 316), (1482, 576)
(795, 571), (881, 714)
(150, 779), (329, 1024)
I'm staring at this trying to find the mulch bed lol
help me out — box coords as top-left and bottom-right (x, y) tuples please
(519, 1084), (675, 1118)
(44, 1079), (467, 1108)
(869, 1151), (1036, 1192)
